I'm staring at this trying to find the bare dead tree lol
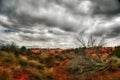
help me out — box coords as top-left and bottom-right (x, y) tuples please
(66, 34), (109, 76)
(75, 34), (106, 48)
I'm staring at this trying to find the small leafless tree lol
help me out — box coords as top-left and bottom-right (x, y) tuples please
(66, 35), (110, 78)
(75, 34), (106, 48)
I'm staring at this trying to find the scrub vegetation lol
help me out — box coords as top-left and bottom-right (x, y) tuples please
(0, 41), (120, 80)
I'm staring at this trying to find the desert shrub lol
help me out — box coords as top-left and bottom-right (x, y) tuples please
(0, 43), (29, 56)
(40, 53), (49, 59)
(1, 43), (19, 52)
(19, 55), (28, 61)
(27, 53), (40, 61)
(20, 46), (27, 51)
(55, 54), (66, 60)
(28, 60), (46, 69)
(110, 47), (120, 58)
(18, 55), (28, 67)
(0, 51), (10, 56)
(66, 35), (112, 78)
(0, 43), (21, 56)
(0, 67), (13, 80)
(75, 47), (86, 55)
(38, 53), (56, 68)
(66, 47), (120, 80)
(40, 55), (56, 68)
(40, 68), (55, 80)
(66, 54), (105, 75)
(106, 56), (120, 71)
(19, 61), (28, 67)
(66, 47), (110, 78)
(0, 44), (10, 52)
(0, 52), (17, 68)
(20, 46), (28, 54)
(26, 67), (54, 80)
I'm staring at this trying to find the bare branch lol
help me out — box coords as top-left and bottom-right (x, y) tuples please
(76, 34), (105, 48)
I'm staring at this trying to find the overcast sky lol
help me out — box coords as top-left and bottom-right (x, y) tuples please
(0, 0), (120, 48)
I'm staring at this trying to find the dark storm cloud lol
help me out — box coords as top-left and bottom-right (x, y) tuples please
(107, 26), (120, 37)
(91, 22), (120, 39)
(0, 0), (120, 30)
(20, 35), (50, 42)
(92, 0), (120, 16)
(0, 0), (88, 32)
(0, 21), (10, 28)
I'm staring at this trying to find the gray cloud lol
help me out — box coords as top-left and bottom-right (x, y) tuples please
(90, 18), (120, 38)
(92, 0), (120, 16)
(0, 0), (120, 48)
(0, 0), (92, 32)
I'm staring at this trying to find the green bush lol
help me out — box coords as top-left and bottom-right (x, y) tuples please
(1, 43), (19, 52)
(110, 47), (120, 58)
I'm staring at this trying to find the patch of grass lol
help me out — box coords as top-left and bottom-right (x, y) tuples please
(0, 67), (13, 80)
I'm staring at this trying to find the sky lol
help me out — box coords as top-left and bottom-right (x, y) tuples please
(0, 0), (120, 48)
